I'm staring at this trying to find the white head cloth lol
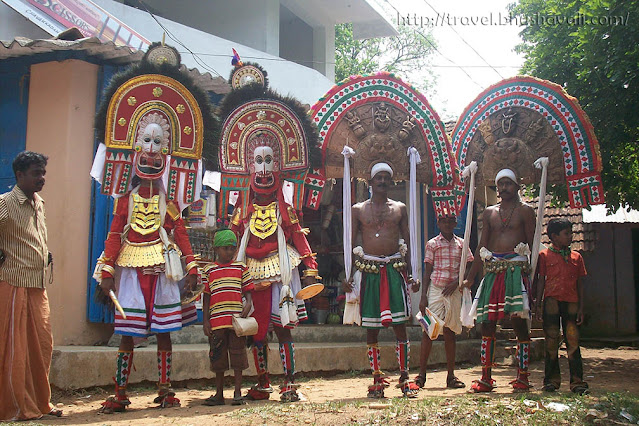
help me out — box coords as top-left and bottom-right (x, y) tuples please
(371, 162), (393, 179)
(494, 168), (517, 186)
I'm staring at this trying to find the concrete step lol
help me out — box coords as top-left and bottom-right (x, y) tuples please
(50, 337), (544, 390)
(108, 324), (459, 347)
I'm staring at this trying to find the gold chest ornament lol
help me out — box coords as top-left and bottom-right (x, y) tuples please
(249, 202), (278, 239)
(130, 193), (161, 235)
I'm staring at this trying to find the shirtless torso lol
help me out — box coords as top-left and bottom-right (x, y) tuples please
(352, 198), (407, 256)
(465, 176), (535, 282)
(483, 200), (535, 254)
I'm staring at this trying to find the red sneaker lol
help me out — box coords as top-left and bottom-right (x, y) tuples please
(245, 386), (271, 400)
(367, 375), (390, 398)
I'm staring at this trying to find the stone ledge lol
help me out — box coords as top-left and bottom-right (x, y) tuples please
(106, 324), (432, 346)
(51, 338), (543, 389)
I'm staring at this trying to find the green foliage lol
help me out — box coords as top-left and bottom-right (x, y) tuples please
(511, 0), (639, 210)
(334, 23), (437, 92)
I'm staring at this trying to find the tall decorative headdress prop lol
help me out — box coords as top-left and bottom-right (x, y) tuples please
(451, 75), (604, 209)
(92, 42), (220, 211)
(451, 75), (605, 283)
(216, 50), (324, 217)
(310, 72), (461, 282)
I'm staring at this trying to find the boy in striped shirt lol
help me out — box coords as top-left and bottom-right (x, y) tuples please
(203, 229), (254, 405)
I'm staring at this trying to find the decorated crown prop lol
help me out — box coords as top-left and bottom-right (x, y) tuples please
(310, 72), (461, 217)
(452, 75), (604, 208)
(217, 52), (323, 217)
(93, 43), (219, 210)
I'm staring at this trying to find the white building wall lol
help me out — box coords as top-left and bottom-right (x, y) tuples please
(0, 2), (50, 41)
(139, 0), (331, 80)
(93, 0), (333, 105)
(137, 0), (280, 56)
(279, 4), (313, 70)
(312, 25), (335, 82)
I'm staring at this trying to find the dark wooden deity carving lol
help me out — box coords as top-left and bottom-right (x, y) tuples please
(323, 102), (433, 182)
(466, 106), (565, 186)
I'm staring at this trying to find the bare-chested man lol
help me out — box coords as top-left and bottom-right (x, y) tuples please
(343, 162), (420, 398)
(462, 168), (536, 392)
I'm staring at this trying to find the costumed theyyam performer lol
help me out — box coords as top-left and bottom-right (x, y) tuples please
(90, 43), (220, 412)
(348, 162), (420, 398)
(462, 169), (536, 392)
(215, 50), (326, 402)
(310, 72), (462, 397)
(451, 76), (606, 392)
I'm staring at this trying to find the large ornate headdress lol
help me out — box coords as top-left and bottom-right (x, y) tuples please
(216, 50), (324, 216)
(311, 72), (460, 285)
(93, 42), (219, 210)
(451, 76), (604, 208)
(310, 72), (460, 217)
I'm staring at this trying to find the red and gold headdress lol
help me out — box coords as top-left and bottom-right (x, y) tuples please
(93, 43), (219, 210)
(216, 51), (324, 216)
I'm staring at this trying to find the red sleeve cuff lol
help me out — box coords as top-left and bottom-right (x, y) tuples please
(302, 257), (318, 269)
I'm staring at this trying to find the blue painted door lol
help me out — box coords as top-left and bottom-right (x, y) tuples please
(0, 66), (30, 192)
(86, 65), (119, 323)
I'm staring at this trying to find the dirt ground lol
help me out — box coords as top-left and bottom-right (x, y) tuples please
(22, 347), (639, 425)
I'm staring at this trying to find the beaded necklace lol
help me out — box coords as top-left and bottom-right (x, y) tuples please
(498, 201), (519, 230)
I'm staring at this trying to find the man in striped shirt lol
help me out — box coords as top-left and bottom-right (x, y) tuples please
(0, 151), (60, 421)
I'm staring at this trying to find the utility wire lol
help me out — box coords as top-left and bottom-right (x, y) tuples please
(416, 0), (505, 79)
(137, 0), (223, 77)
(382, 0), (484, 88)
(136, 0), (511, 80)
(177, 50), (521, 68)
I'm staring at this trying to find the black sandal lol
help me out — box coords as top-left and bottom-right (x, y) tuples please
(572, 385), (590, 396)
(414, 373), (426, 388)
(47, 408), (63, 417)
(204, 395), (225, 406)
(446, 376), (465, 389)
(231, 396), (246, 406)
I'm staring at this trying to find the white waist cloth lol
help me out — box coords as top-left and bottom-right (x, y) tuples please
(358, 252), (403, 263)
(428, 284), (462, 335)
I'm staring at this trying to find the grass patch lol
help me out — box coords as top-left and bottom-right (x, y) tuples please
(225, 391), (639, 425)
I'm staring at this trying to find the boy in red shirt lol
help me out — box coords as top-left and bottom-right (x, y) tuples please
(203, 229), (254, 405)
(535, 218), (589, 395)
